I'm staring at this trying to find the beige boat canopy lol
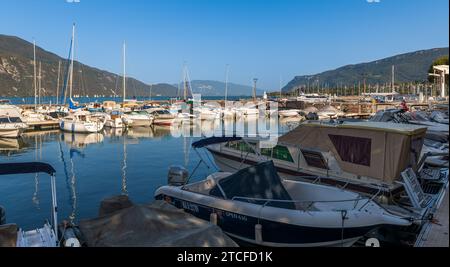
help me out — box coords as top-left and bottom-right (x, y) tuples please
(279, 121), (427, 184)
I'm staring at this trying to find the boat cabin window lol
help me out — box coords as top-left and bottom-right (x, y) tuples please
(328, 134), (371, 167)
(301, 149), (329, 169)
(261, 146), (294, 163)
(226, 141), (257, 154)
(0, 117), (22, 123)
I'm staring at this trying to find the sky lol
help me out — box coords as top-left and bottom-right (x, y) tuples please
(0, 0), (448, 90)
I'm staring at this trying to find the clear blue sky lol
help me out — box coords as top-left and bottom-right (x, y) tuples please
(0, 0), (448, 90)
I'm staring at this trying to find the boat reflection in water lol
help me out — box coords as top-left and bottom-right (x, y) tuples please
(0, 137), (27, 153)
(60, 131), (104, 149)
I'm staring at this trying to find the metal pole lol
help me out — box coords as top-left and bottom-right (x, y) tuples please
(56, 60), (61, 105)
(33, 40), (37, 108)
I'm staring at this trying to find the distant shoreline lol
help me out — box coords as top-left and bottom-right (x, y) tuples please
(2, 95), (257, 105)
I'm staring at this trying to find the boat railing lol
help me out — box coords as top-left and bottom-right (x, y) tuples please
(231, 196), (370, 212)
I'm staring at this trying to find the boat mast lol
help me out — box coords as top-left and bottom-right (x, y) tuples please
(391, 65), (395, 93)
(123, 42), (126, 102)
(183, 64), (188, 101)
(279, 75), (282, 99)
(225, 64), (229, 102)
(252, 78), (258, 102)
(33, 40), (37, 108)
(56, 60), (61, 105)
(69, 24), (75, 101)
(38, 62), (41, 105)
(149, 83), (153, 101)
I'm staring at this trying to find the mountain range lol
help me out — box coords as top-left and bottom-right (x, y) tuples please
(0, 34), (180, 98)
(1, 34), (448, 97)
(282, 47), (449, 92)
(178, 80), (264, 97)
(0, 34), (264, 98)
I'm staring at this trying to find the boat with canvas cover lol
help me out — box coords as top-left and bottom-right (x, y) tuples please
(155, 161), (412, 247)
(202, 121), (433, 198)
(0, 162), (60, 247)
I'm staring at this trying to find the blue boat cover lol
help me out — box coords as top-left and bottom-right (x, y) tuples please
(69, 98), (83, 110)
(0, 162), (56, 176)
(209, 161), (295, 209)
(192, 137), (242, 148)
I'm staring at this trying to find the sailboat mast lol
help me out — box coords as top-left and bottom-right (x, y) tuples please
(183, 65), (188, 101)
(391, 65), (395, 93)
(225, 64), (229, 102)
(149, 83), (153, 101)
(33, 40), (37, 108)
(38, 62), (41, 105)
(123, 42), (126, 102)
(56, 60), (61, 105)
(69, 24), (75, 100)
(279, 75), (282, 99)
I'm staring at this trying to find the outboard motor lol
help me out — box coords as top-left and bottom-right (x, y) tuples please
(306, 112), (319, 121)
(168, 165), (189, 186)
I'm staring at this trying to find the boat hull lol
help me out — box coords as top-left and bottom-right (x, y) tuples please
(60, 120), (104, 133)
(0, 127), (24, 138)
(154, 194), (372, 247)
(127, 119), (152, 127)
(0, 123), (27, 138)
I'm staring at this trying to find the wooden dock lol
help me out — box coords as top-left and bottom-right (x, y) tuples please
(416, 187), (449, 247)
(25, 120), (60, 131)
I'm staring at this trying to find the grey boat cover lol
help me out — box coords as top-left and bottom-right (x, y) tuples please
(209, 161), (296, 209)
(78, 200), (238, 247)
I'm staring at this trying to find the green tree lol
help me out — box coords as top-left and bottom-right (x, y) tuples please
(428, 56), (449, 83)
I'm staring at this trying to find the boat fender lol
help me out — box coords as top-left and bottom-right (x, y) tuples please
(210, 213), (218, 225)
(255, 224), (263, 244)
(63, 228), (81, 247)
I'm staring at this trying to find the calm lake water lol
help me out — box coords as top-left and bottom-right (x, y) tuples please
(0, 118), (296, 230)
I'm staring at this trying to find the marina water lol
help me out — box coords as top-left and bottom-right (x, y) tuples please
(0, 120), (293, 230)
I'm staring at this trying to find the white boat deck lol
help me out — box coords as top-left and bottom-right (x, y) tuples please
(419, 187), (449, 247)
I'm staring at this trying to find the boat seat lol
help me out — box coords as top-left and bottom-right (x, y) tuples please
(0, 223), (18, 247)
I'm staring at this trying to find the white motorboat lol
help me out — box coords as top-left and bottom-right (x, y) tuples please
(60, 111), (105, 133)
(0, 103), (28, 138)
(146, 108), (176, 126)
(297, 94), (329, 103)
(155, 161), (412, 247)
(122, 111), (153, 127)
(221, 108), (236, 119)
(236, 103), (260, 117)
(195, 107), (220, 121)
(104, 110), (125, 128)
(278, 109), (300, 118)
